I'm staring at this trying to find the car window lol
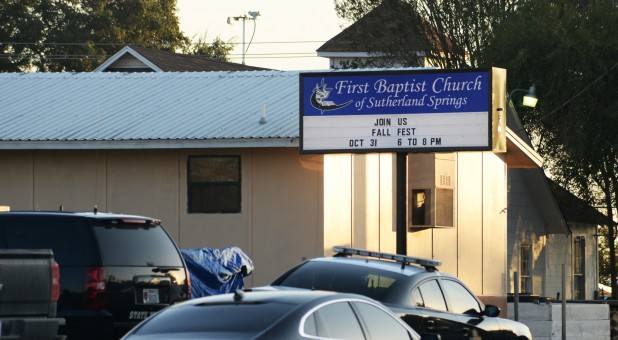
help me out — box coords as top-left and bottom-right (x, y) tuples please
(275, 261), (402, 302)
(440, 279), (482, 314)
(303, 301), (365, 339)
(92, 222), (183, 267)
(414, 279), (447, 311)
(0, 216), (99, 266)
(354, 301), (416, 340)
(411, 287), (424, 307)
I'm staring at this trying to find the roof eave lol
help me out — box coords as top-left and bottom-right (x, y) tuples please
(0, 138), (300, 150)
(506, 127), (543, 168)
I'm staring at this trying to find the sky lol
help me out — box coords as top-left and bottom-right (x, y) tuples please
(176, 0), (349, 70)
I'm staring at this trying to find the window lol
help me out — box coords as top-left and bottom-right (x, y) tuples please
(188, 156), (241, 213)
(411, 189), (431, 226)
(274, 261), (402, 302)
(354, 301), (412, 340)
(574, 236), (585, 300)
(414, 280), (447, 311)
(0, 216), (99, 266)
(92, 222), (183, 267)
(520, 245), (531, 294)
(440, 279), (481, 315)
(303, 301), (364, 339)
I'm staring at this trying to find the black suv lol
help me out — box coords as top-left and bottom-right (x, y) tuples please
(270, 246), (531, 340)
(0, 211), (190, 339)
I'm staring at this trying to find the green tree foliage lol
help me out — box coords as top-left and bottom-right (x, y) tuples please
(182, 33), (234, 62)
(598, 226), (614, 286)
(1, 0), (189, 72)
(481, 0), (618, 296)
(0, 0), (49, 71)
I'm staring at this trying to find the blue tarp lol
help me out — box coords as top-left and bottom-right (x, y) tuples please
(180, 247), (254, 298)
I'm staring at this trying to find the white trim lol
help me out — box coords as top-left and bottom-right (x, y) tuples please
(0, 138), (300, 150)
(317, 51), (426, 58)
(316, 52), (372, 58)
(93, 46), (163, 72)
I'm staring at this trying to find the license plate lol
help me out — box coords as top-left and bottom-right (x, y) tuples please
(143, 288), (160, 304)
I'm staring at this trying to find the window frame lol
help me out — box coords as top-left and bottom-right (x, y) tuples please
(573, 236), (585, 300)
(187, 155), (241, 214)
(519, 244), (532, 294)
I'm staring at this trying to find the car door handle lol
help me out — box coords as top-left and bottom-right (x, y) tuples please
(426, 319), (436, 330)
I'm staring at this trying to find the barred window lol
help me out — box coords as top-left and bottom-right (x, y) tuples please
(574, 236), (585, 300)
(188, 156), (241, 213)
(520, 245), (531, 294)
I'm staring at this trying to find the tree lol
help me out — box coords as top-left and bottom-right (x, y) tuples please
(182, 33), (235, 62)
(333, 0), (519, 69)
(481, 0), (618, 297)
(1, 0), (189, 72)
(0, 1), (51, 71)
(335, 0), (618, 297)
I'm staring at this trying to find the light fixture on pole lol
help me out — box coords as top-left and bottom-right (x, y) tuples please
(227, 11), (260, 65)
(509, 85), (538, 108)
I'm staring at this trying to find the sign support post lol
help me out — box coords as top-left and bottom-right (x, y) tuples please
(396, 152), (407, 255)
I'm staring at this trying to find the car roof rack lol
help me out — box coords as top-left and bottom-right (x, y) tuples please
(332, 246), (442, 270)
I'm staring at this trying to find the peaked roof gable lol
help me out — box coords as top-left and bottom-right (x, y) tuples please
(94, 46), (269, 72)
(318, 0), (447, 57)
(317, 0), (422, 55)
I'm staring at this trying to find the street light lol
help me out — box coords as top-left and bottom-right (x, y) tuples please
(509, 85), (538, 108)
(227, 11), (260, 65)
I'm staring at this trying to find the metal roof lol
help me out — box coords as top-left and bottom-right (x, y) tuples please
(0, 71), (303, 149)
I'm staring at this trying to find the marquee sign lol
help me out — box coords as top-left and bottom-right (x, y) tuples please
(299, 68), (506, 154)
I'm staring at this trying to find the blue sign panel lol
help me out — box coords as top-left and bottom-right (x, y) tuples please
(300, 68), (494, 154)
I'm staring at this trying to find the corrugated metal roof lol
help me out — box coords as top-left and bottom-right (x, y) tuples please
(0, 71), (303, 149)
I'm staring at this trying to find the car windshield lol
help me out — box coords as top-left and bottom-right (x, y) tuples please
(131, 301), (293, 335)
(274, 260), (403, 302)
(92, 221), (183, 267)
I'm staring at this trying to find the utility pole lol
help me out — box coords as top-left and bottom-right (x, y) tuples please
(227, 11), (260, 65)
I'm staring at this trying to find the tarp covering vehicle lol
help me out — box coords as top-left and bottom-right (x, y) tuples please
(180, 247), (253, 298)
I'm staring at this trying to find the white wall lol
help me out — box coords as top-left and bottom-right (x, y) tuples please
(507, 169), (599, 300)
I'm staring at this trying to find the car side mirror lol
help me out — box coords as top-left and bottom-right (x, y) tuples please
(483, 304), (501, 317)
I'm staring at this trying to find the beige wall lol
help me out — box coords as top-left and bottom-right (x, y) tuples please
(0, 148), (324, 287)
(324, 151), (509, 300)
(1, 147), (514, 297)
(323, 153), (398, 255)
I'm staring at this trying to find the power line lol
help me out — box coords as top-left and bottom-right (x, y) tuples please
(0, 53), (324, 61)
(0, 40), (327, 46)
(537, 62), (618, 123)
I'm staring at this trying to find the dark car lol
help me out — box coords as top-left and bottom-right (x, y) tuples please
(122, 289), (421, 340)
(0, 210), (190, 339)
(270, 246), (532, 340)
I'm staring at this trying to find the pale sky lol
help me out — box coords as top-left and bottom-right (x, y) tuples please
(176, 0), (348, 70)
